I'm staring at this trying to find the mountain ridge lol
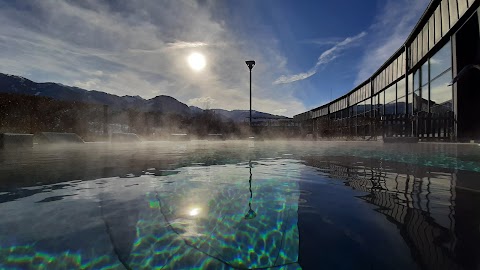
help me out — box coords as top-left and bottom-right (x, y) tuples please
(0, 72), (288, 121)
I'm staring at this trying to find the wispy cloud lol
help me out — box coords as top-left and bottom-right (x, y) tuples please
(274, 31), (367, 84)
(166, 41), (209, 49)
(354, 0), (429, 84)
(273, 70), (317, 85)
(302, 37), (342, 46)
(127, 41), (209, 54)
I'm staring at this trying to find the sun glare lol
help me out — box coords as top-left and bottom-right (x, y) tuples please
(189, 207), (201, 216)
(187, 52), (206, 71)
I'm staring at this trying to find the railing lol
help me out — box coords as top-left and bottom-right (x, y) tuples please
(382, 114), (413, 138)
(415, 112), (455, 140)
(382, 112), (454, 140)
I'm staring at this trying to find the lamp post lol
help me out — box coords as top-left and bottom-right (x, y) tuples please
(245, 60), (255, 128)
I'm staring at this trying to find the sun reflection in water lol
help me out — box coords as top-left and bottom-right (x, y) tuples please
(189, 207), (201, 217)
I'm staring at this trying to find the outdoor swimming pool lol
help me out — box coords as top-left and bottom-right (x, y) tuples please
(1, 141), (479, 269)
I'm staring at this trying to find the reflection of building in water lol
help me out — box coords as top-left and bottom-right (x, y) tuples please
(305, 156), (480, 270)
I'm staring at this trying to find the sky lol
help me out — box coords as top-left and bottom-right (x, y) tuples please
(0, 0), (429, 117)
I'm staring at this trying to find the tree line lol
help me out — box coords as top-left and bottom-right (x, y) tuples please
(0, 93), (252, 140)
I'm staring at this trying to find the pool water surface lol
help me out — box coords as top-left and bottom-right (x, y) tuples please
(0, 141), (479, 269)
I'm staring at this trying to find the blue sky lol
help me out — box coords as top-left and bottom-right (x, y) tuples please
(0, 0), (429, 116)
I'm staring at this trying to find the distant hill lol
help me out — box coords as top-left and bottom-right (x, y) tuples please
(0, 73), (288, 121)
(211, 109), (288, 122)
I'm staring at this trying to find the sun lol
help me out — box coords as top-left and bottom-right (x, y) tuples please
(187, 52), (206, 71)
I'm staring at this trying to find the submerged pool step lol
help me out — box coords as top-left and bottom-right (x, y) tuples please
(383, 137), (419, 143)
(34, 132), (85, 144)
(111, 132), (141, 142)
(0, 133), (34, 149)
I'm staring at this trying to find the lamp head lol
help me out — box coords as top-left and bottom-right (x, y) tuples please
(244, 208), (257, 220)
(245, 60), (255, 70)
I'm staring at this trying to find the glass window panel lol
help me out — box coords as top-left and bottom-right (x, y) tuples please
(391, 62), (395, 82)
(397, 78), (406, 98)
(420, 85), (429, 112)
(388, 60), (395, 83)
(429, 16), (435, 50)
(430, 71), (453, 113)
(398, 54), (402, 77)
(449, 0), (459, 26)
(411, 40), (417, 67)
(389, 62), (393, 83)
(381, 71), (385, 90)
(408, 92), (413, 114)
(414, 38), (419, 66)
(435, 6), (442, 43)
(418, 33), (423, 63)
(457, 0), (468, 17)
(408, 73), (414, 94)
(400, 52), (406, 75)
(397, 95), (406, 114)
(382, 71), (385, 90)
(384, 70), (388, 88)
(377, 77), (380, 93)
(381, 72), (384, 90)
(387, 65), (391, 85)
(378, 74), (382, 91)
(414, 90), (421, 113)
(430, 41), (452, 79)
(385, 84), (396, 104)
(441, 0), (450, 36)
(422, 24), (429, 57)
(378, 74), (381, 91)
(379, 91), (385, 115)
(358, 102), (363, 116)
(393, 59), (398, 80)
(421, 62), (429, 87)
(414, 70), (420, 90)
(467, 0), (475, 7)
(396, 59), (401, 80)
(385, 102), (396, 114)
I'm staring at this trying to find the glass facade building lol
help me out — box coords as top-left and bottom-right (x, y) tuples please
(294, 0), (480, 140)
